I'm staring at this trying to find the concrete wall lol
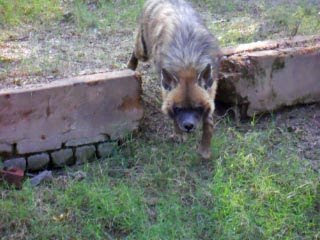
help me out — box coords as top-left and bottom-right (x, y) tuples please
(217, 35), (320, 117)
(0, 70), (143, 171)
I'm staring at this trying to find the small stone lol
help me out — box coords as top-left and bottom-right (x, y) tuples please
(75, 145), (97, 165)
(3, 157), (26, 171)
(30, 170), (53, 187)
(51, 149), (74, 167)
(97, 142), (116, 158)
(27, 153), (50, 171)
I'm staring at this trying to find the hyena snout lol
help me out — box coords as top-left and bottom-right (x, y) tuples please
(183, 121), (194, 132)
(176, 110), (202, 133)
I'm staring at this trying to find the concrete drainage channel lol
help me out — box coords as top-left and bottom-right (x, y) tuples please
(1, 35), (320, 175)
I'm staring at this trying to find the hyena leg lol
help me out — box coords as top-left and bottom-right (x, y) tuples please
(199, 115), (214, 159)
(127, 52), (139, 70)
(127, 27), (148, 70)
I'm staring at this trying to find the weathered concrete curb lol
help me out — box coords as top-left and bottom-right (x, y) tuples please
(217, 35), (320, 117)
(0, 70), (143, 171)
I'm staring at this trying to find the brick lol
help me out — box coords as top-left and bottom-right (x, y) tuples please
(65, 136), (107, 147)
(97, 142), (116, 158)
(0, 70), (143, 155)
(3, 157), (26, 171)
(75, 145), (97, 165)
(51, 149), (74, 167)
(27, 153), (50, 171)
(0, 143), (12, 153)
(218, 36), (320, 117)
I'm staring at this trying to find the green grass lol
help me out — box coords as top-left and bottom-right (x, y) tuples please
(68, 0), (320, 43)
(0, 0), (62, 26)
(264, 4), (320, 37)
(1, 0), (320, 239)
(71, 0), (145, 30)
(209, 16), (258, 47)
(194, 0), (240, 13)
(0, 0), (144, 29)
(210, 128), (319, 239)
(1, 121), (319, 239)
(1, 0), (319, 44)
(201, 0), (320, 46)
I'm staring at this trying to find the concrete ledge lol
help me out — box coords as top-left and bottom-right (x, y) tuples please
(217, 35), (320, 117)
(0, 70), (143, 155)
(221, 35), (320, 56)
(1, 70), (143, 171)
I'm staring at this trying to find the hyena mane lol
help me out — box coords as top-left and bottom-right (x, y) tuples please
(135, 0), (220, 76)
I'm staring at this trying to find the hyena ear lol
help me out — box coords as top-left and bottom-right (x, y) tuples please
(161, 68), (178, 91)
(198, 64), (213, 90)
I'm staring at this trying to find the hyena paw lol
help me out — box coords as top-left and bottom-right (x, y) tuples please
(127, 62), (137, 71)
(170, 133), (187, 143)
(198, 146), (211, 160)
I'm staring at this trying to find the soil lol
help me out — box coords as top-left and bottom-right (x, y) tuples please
(0, 24), (134, 89)
(0, 7), (319, 170)
(271, 103), (320, 171)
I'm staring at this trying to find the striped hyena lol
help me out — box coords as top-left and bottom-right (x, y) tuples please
(128, 0), (220, 159)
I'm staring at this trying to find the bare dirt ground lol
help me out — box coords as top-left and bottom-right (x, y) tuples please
(272, 103), (320, 170)
(0, 24), (134, 89)
(0, 1), (319, 170)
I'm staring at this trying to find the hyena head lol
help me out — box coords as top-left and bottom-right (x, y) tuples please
(161, 64), (216, 133)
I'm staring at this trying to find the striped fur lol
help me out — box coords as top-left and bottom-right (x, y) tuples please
(128, 0), (220, 159)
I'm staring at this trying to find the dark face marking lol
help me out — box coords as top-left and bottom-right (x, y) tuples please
(198, 64), (213, 90)
(171, 106), (204, 133)
(161, 68), (178, 91)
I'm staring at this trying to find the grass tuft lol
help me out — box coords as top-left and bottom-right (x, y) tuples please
(209, 127), (319, 239)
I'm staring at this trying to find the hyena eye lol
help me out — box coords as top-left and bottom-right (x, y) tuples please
(195, 107), (204, 113)
(173, 106), (182, 114)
